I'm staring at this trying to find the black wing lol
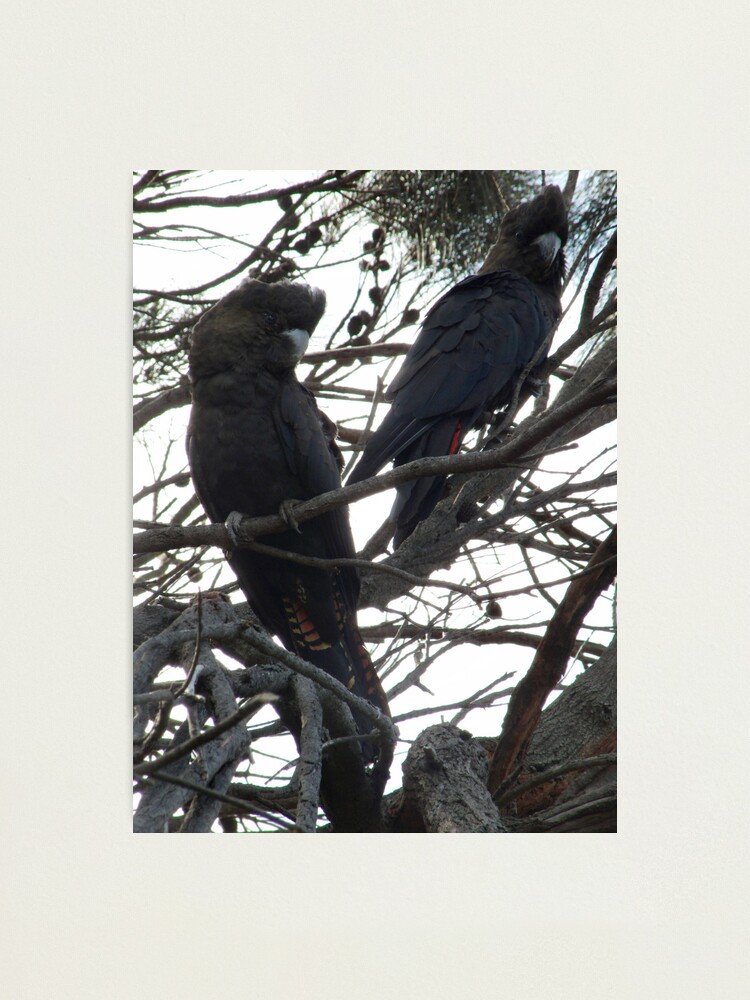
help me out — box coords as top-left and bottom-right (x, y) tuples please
(348, 269), (554, 485)
(271, 376), (361, 611)
(187, 368), (389, 745)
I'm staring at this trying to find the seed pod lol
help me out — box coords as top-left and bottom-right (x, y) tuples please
(347, 315), (364, 336)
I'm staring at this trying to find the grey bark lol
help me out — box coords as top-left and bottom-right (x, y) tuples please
(399, 724), (506, 832)
(499, 638), (617, 832)
(525, 637), (617, 769)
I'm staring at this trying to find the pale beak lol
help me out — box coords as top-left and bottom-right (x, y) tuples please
(286, 328), (311, 358)
(532, 231), (562, 267)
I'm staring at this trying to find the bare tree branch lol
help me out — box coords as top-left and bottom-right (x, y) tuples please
(488, 527), (617, 793)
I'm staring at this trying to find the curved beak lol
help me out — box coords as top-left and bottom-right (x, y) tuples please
(532, 231), (562, 267)
(285, 328), (311, 359)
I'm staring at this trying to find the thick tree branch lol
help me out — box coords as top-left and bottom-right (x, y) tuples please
(291, 675), (324, 832)
(488, 527), (617, 794)
(392, 724), (506, 833)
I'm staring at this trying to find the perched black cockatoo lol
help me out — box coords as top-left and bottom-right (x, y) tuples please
(186, 278), (390, 758)
(348, 184), (569, 547)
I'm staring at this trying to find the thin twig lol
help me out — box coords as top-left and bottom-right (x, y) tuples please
(135, 694), (273, 776)
(242, 538), (482, 604)
(494, 753), (617, 807)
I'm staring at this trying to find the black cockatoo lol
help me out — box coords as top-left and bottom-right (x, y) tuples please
(186, 278), (390, 758)
(348, 184), (569, 547)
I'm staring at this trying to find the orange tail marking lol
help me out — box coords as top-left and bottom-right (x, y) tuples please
(448, 421), (463, 455)
(352, 629), (391, 717)
(283, 597), (331, 652)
